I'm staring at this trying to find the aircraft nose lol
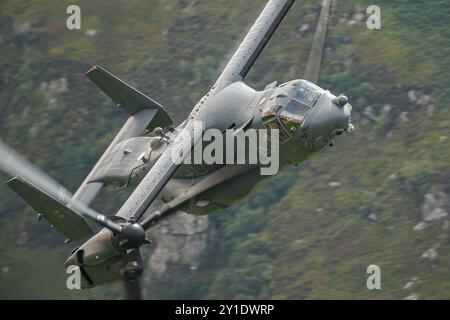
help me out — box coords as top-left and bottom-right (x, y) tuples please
(301, 92), (352, 140)
(337, 103), (352, 131)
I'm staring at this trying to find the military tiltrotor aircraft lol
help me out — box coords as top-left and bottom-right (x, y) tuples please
(0, 0), (354, 299)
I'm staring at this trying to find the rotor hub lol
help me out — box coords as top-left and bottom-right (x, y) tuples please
(333, 94), (348, 107)
(116, 223), (147, 251)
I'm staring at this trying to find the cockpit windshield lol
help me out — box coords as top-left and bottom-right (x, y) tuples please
(276, 81), (323, 135)
(292, 80), (323, 107)
(261, 79), (324, 142)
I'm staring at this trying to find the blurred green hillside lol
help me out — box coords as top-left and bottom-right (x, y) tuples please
(0, 0), (449, 299)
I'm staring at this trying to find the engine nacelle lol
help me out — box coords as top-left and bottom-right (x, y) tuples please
(88, 136), (167, 187)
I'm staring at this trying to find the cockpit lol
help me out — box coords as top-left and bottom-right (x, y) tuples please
(261, 80), (324, 141)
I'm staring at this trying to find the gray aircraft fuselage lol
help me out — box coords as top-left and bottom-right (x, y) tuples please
(94, 79), (351, 216)
(65, 77), (353, 288)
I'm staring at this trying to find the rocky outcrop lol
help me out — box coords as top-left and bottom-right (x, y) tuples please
(421, 245), (439, 266)
(368, 210), (379, 222)
(403, 293), (419, 300)
(328, 181), (342, 188)
(407, 90), (432, 107)
(148, 211), (210, 274)
(13, 21), (31, 34)
(398, 111), (410, 124)
(40, 78), (68, 110)
(363, 106), (377, 122)
(402, 277), (420, 290)
(413, 192), (449, 231)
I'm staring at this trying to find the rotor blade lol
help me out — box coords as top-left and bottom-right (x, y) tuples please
(115, 120), (204, 222)
(121, 249), (144, 300)
(214, 0), (295, 91)
(122, 276), (143, 300)
(303, 0), (332, 84)
(0, 139), (122, 233)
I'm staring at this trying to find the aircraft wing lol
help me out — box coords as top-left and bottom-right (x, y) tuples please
(73, 66), (174, 205)
(72, 109), (157, 205)
(214, 0), (295, 90)
(85, 65), (172, 130)
(7, 177), (93, 241)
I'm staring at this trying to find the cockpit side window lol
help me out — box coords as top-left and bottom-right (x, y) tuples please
(278, 99), (308, 135)
(285, 99), (309, 118)
(261, 105), (292, 143)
